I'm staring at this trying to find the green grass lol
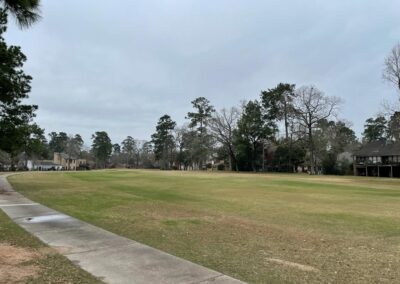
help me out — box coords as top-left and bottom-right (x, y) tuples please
(0, 209), (101, 283)
(8, 170), (400, 283)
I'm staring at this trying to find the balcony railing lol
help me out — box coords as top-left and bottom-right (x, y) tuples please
(355, 155), (400, 166)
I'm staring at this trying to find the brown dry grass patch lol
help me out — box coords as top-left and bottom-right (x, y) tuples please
(0, 243), (44, 283)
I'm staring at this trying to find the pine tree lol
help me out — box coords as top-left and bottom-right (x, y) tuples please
(0, 8), (40, 169)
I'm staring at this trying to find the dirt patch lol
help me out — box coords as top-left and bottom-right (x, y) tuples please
(0, 265), (39, 283)
(0, 244), (39, 265)
(0, 244), (42, 283)
(266, 258), (319, 272)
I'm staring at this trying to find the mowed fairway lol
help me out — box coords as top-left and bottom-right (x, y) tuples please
(8, 170), (400, 283)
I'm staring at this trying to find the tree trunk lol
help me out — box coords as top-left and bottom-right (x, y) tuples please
(308, 123), (315, 174)
(228, 146), (237, 171)
(251, 142), (257, 172)
(288, 132), (293, 172)
(10, 153), (17, 171)
(284, 99), (289, 140)
(262, 141), (265, 171)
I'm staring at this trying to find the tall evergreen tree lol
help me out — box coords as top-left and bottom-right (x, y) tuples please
(186, 97), (215, 169)
(315, 119), (357, 175)
(261, 83), (296, 140)
(187, 97), (215, 135)
(25, 124), (47, 159)
(362, 116), (388, 142)
(91, 131), (112, 168)
(48, 132), (69, 153)
(112, 143), (121, 154)
(122, 136), (137, 167)
(235, 100), (277, 172)
(151, 115), (176, 170)
(0, 8), (39, 168)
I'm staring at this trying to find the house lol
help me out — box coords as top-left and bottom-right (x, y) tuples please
(28, 160), (62, 171)
(53, 152), (87, 170)
(53, 152), (86, 170)
(353, 139), (400, 178)
(28, 153), (87, 171)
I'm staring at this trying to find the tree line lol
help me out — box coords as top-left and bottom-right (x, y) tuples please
(150, 88), (349, 174)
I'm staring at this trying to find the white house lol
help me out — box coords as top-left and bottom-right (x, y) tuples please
(27, 160), (62, 171)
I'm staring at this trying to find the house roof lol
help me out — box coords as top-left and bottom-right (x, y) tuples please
(354, 140), (400, 156)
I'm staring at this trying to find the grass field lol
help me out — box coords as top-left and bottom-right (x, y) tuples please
(8, 170), (400, 283)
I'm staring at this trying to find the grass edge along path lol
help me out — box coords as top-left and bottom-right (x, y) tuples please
(0, 201), (102, 283)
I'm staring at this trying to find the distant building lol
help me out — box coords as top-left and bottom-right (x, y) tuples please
(53, 152), (86, 170)
(353, 140), (400, 178)
(28, 160), (62, 171)
(27, 152), (87, 171)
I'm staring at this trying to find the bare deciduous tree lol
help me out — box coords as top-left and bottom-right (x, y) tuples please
(382, 44), (400, 115)
(209, 107), (240, 171)
(383, 43), (400, 93)
(293, 86), (342, 174)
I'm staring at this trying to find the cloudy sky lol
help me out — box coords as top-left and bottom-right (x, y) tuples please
(5, 0), (400, 146)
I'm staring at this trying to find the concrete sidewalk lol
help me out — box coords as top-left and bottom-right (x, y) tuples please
(0, 175), (246, 284)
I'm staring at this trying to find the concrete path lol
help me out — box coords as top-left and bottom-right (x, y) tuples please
(0, 175), (246, 284)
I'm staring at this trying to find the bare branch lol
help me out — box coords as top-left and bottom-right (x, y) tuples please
(208, 107), (241, 170)
(383, 43), (400, 93)
(292, 85), (342, 174)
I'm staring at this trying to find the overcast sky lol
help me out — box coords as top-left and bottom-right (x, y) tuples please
(5, 0), (400, 146)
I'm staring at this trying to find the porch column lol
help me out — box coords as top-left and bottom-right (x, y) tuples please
(366, 166), (368, 176)
(378, 166), (380, 177)
(390, 166), (393, 178)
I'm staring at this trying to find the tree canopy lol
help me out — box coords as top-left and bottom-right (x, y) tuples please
(235, 100), (277, 171)
(0, 8), (39, 168)
(293, 86), (341, 174)
(261, 83), (296, 140)
(151, 115), (176, 170)
(363, 116), (388, 142)
(187, 97), (215, 134)
(1, 0), (41, 28)
(91, 131), (112, 168)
